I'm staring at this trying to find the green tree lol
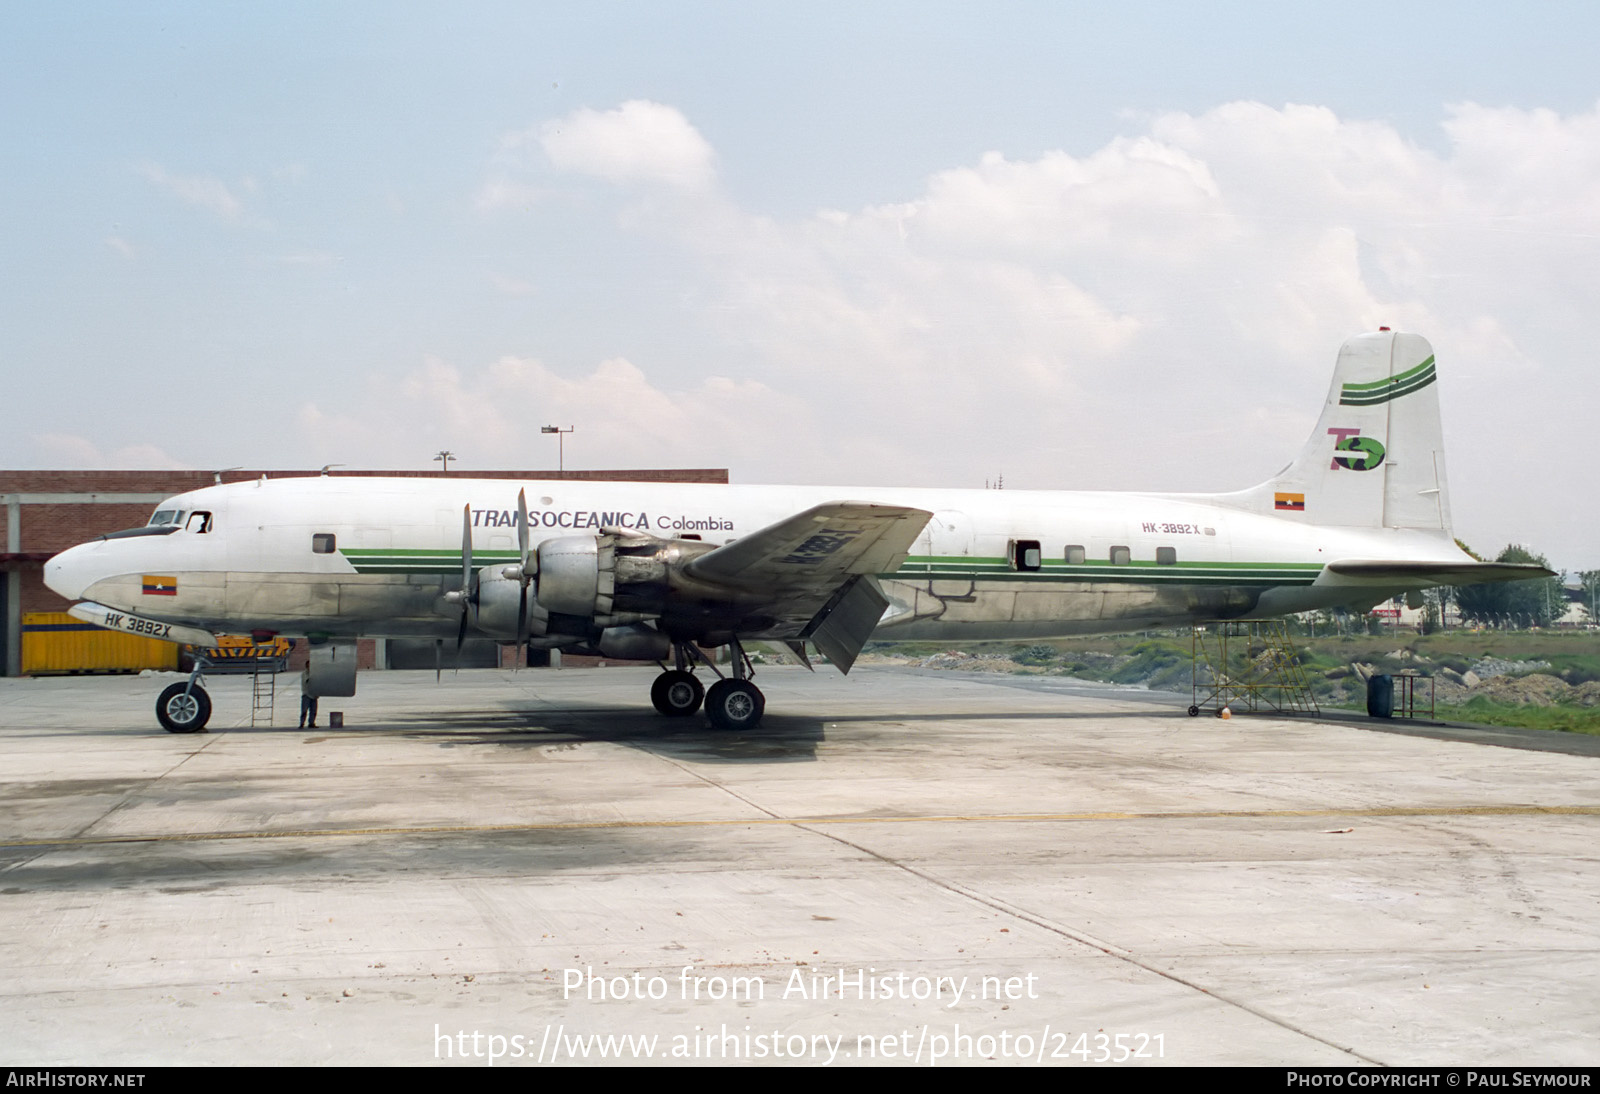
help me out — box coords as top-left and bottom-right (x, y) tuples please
(1579, 570), (1600, 625)
(1454, 544), (1563, 628)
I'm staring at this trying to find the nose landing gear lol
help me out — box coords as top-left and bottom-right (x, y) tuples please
(155, 655), (214, 733)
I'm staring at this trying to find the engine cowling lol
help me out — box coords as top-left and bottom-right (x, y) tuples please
(536, 536), (609, 616)
(533, 533), (717, 625)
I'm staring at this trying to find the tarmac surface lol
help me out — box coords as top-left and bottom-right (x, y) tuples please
(1, 665), (1597, 1067)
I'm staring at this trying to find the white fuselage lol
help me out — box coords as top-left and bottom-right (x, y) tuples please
(45, 476), (1466, 644)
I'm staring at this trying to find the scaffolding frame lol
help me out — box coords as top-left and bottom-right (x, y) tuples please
(1189, 620), (1319, 717)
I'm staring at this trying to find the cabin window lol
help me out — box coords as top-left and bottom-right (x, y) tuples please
(1011, 539), (1042, 572)
(681, 533), (702, 541)
(187, 511), (212, 533)
(1110, 545), (1131, 566)
(1156, 546), (1177, 565)
(1064, 545), (1085, 565)
(312, 533), (337, 554)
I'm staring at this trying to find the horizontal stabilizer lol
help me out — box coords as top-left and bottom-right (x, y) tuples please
(1323, 560), (1555, 584)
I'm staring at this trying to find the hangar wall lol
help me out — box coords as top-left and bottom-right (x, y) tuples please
(0, 467), (729, 676)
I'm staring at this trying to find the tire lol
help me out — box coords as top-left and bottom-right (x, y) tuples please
(651, 670), (704, 717)
(1187, 705), (1200, 717)
(704, 679), (764, 732)
(156, 682), (211, 733)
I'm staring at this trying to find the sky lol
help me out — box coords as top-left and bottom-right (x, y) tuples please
(3, 2), (1598, 569)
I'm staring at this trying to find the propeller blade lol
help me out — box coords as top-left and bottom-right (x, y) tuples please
(457, 504), (473, 671)
(460, 504), (473, 598)
(516, 488), (531, 574)
(516, 488), (531, 646)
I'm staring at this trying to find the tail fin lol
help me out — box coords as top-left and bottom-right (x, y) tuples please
(1231, 330), (1451, 530)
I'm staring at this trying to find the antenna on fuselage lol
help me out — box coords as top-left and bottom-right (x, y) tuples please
(320, 464), (344, 477)
(213, 466), (243, 485)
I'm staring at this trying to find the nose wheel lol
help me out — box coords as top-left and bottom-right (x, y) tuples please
(156, 681), (212, 733)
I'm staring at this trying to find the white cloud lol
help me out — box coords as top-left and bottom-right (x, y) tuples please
(406, 99), (1600, 563)
(539, 100), (716, 190)
(137, 163), (245, 220)
(296, 354), (810, 473)
(33, 433), (190, 470)
(500, 98), (1600, 565)
(474, 176), (546, 212)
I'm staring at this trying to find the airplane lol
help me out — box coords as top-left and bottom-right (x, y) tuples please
(44, 329), (1551, 734)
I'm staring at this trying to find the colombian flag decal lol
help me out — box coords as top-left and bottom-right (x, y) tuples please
(1274, 493), (1306, 512)
(142, 575), (178, 596)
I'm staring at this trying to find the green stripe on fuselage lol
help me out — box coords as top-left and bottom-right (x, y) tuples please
(339, 547), (1324, 587)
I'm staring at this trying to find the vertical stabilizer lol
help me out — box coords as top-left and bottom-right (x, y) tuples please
(1229, 330), (1451, 530)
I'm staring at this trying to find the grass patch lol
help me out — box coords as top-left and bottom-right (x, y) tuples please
(1436, 697), (1600, 735)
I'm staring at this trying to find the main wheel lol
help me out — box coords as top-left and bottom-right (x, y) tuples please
(156, 682), (212, 733)
(651, 670), (704, 717)
(705, 679), (764, 732)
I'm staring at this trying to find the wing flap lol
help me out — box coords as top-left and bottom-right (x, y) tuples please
(801, 575), (890, 675)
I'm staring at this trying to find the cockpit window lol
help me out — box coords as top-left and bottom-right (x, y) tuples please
(186, 511), (212, 533)
(148, 509), (179, 526)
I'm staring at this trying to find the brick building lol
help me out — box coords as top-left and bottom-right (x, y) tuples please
(1, 467), (728, 676)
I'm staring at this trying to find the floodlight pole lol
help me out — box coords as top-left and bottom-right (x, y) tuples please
(541, 426), (573, 473)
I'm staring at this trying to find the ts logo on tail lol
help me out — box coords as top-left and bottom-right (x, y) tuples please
(1327, 427), (1385, 471)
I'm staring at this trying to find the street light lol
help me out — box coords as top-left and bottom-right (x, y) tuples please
(433, 450), (455, 474)
(541, 426), (573, 473)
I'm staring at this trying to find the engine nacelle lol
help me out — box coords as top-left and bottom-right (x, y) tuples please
(532, 533), (717, 625)
(471, 567), (549, 640)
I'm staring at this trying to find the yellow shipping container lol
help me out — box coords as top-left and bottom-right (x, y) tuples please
(21, 612), (180, 675)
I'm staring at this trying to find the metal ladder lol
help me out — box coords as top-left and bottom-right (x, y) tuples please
(251, 662), (276, 726)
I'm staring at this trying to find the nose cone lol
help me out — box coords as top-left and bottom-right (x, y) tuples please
(44, 542), (101, 600)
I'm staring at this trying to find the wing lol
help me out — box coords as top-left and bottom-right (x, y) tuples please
(683, 501), (932, 672)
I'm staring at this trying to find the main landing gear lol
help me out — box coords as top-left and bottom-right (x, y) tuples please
(156, 659), (212, 733)
(651, 638), (766, 731)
